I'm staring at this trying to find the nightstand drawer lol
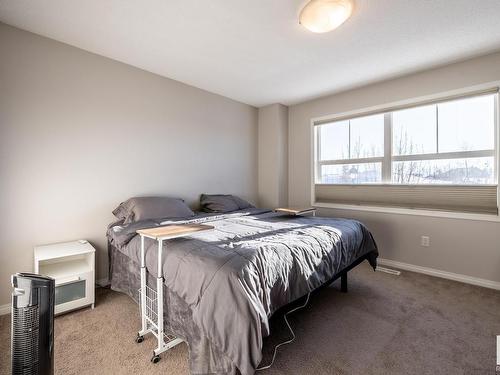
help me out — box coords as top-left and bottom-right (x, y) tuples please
(54, 271), (94, 315)
(55, 278), (86, 305)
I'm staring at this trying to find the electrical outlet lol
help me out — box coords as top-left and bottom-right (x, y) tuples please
(421, 236), (430, 247)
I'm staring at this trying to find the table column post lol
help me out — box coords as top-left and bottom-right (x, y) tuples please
(156, 239), (164, 353)
(139, 235), (147, 334)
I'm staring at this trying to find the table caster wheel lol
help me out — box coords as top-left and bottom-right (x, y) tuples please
(151, 355), (161, 364)
(135, 335), (144, 343)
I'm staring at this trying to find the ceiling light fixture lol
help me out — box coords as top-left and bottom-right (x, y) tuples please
(299, 0), (353, 33)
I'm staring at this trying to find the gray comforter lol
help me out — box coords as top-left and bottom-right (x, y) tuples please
(107, 209), (378, 375)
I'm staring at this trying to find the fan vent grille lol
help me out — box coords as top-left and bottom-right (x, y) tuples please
(12, 306), (39, 375)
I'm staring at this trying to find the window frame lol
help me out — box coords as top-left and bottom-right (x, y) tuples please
(315, 93), (497, 186)
(310, 83), (500, 222)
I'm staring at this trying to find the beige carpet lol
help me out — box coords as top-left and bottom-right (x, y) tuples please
(1, 262), (499, 375)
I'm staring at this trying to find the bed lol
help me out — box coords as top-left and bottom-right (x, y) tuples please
(106, 207), (378, 375)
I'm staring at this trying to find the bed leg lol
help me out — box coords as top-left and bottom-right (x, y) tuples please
(341, 273), (348, 293)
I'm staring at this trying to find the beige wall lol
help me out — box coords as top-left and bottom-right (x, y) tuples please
(258, 104), (288, 207)
(289, 52), (500, 283)
(0, 23), (258, 306)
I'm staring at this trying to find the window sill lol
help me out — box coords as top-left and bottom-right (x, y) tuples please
(312, 201), (500, 222)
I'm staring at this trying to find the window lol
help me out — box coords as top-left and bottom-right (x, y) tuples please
(314, 91), (498, 215)
(317, 113), (384, 184)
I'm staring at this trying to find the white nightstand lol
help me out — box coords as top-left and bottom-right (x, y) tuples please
(34, 240), (95, 315)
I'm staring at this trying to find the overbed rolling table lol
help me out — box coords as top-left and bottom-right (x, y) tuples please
(135, 224), (214, 363)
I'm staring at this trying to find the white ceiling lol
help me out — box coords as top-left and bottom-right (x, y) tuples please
(1, 1), (500, 107)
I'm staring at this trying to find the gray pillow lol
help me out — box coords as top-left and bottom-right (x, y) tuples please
(112, 197), (195, 224)
(200, 194), (254, 213)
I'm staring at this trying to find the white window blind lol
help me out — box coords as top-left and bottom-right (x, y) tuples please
(313, 90), (499, 215)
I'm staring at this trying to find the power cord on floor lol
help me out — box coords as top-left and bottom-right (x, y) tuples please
(256, 292), (311, 371)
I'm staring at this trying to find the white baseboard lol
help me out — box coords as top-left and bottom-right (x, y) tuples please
(378, 258), (500, 291)
(0, 303), (10, 316)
